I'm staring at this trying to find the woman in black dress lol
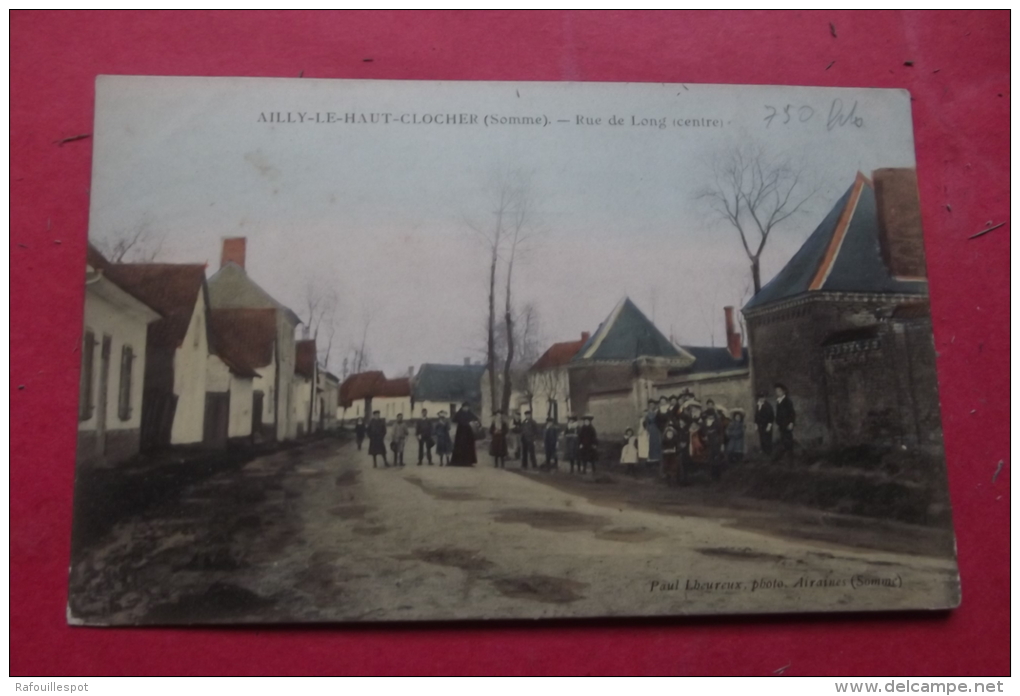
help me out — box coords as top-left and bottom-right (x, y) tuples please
(449, 402), (480, 467)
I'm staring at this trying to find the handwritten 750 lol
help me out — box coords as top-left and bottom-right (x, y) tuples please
(764, 99), (864, 131)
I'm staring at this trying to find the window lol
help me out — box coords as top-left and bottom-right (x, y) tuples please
(79, 330), (95, 421)
(117, 345), (134, 421)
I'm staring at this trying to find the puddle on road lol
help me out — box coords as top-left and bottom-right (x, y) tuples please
(404, 475), (487, 501)
(697, 546), (786, 562)
(352, 525), (387, 536)
(493, 507), (609, 533)
(327, 505), (371, 520)
(409, 547), (494, 572)
(491, 574), (588, 604)
(595, 526), (663, 543)
(335, 470), (360, 487)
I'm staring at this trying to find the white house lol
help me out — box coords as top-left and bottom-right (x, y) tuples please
(207, 237), (302, 442)
(77, 246), (161, 467)
(293, 339), (318, 436)
(207, 307), (278, 444)
(527, 333), (589, 423)
(103, 257), (212, 448)
(411, 363), (486, 419)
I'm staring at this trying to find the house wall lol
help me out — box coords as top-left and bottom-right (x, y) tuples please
(170, 292), (208, 445)
(745, 293), (925, 449)
(292, 375), (313, 436)
(206, 264), (300, 441)
(528, 367), (572, 422)
(206, 354), (254, 440)
(652, 371), (753, 415)
(340, 398), (367, 423)
(78, 287), (150, 467)
(375, 395), (412, 422)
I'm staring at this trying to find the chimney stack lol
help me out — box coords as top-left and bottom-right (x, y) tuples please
(220, 237), (247, 270)
(408, 366), (414, 378)
(581, 331), (591, 342)
(873, 168), (926, 279)
(724, 306), (742, 360)
(464, 357), (471, 366)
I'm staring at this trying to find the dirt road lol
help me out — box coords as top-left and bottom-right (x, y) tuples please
(68, 438), (959, 625)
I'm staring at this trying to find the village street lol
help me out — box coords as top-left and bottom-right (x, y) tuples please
(69, 437), (959, 625)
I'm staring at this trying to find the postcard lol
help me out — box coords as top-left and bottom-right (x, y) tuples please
(69, 76), (959, 624)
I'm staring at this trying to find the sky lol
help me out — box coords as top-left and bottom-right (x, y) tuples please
(89, 76), (919, 376)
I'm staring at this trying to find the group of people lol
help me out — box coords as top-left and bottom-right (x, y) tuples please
(489, 411), (599, 473)
(353, 403), (482, 468)
(621, 383), (796, 486)
(350, 383), (796, 481)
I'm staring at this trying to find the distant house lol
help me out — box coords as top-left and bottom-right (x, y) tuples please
(103, 257), (212, 449)
(480, 367), (530, 426)
(293, 339), (318, 436)
(652, 307), (751, 416)
(318, 370), (340, 431)
(742, 168), (938, 450)
(78, 246), (161, 467)
(527, 333), (589, 422)
(412, 362), (486, 418)
(569, 297), (695, 436)
(206, 308), (276, 445)
(338, 370), (386, 422)
(373, 376), (413, 422)
(206, 237), (303, 442)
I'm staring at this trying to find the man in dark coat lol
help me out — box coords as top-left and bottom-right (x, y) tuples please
(577, 415), (598, 474)
(773, 383), (796, 461)
(449, 401), (480, 467)
(754, 392), (774, 456)
(543, 417), (560, 469)
(367, 410), (388, 468)
(415, 408), (434, 466)
(519, 410), (540, 470)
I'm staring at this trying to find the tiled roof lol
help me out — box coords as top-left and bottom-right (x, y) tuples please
(743, 172), (927, 312)
(376, 377), (411, 398)
(674, 345), (749, 375)
(573, 297), (690, 363)
(339, 371), (386, 406)
(103, 263), (207, 350)
(530, 335), (588, 372)
(295, 339), (317, 379)
(208, 308), (276, 377)
(412, 363), (486, 403)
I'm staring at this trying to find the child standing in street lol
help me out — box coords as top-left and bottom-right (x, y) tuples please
(620, 427), (639, 477)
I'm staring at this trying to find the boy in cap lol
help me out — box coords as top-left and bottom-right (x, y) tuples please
(754, 391), (775, 456)
(564, 415), (580, 473)
(519, 409), (539, 470)
(416, 408), (434, 466)
(433, 411), (452, 466)
(489, 410), (509, 469)
(391, 413), (409, 467)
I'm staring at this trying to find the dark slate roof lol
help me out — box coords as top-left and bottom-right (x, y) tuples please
(413, 363), (486, 403)
(339, 371), (386, 406)
(208, 308), (276, 377)
(295, 339), (317, 379)
(572, 297), (684, 362)
(103, 263), (208, 350)
(673, 346), (749, 375)
(529, 335), (588, 372)
(743, 173), (927, 312)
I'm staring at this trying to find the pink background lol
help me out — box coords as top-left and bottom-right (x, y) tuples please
(10, 10), (1009, 676)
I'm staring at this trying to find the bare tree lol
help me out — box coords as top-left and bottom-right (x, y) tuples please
(93, 222), (165, 263)
(465, 169), (538, 417)
(301, 281), (340, 369)
(698, 143), (815, 294)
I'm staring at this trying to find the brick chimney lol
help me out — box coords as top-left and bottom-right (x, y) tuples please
(464, 357), (471, 366)
(220, 237), (246, 270)
(724, 306), (742, 360)
(581, 331), (591, 342)
(873, 168), (926, 279)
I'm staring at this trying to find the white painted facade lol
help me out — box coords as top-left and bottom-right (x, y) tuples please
(292, 375), (314, 436)
(170, 292), (210, 445)
(374, 395), (412, 422)
(528, 367), (572, 422)
(79, 271), (160, 459)
(206, 354), (256, 439)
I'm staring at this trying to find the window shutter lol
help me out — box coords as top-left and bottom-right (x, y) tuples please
(118, 345), (134, 421)
(79, 331), (95, 421)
